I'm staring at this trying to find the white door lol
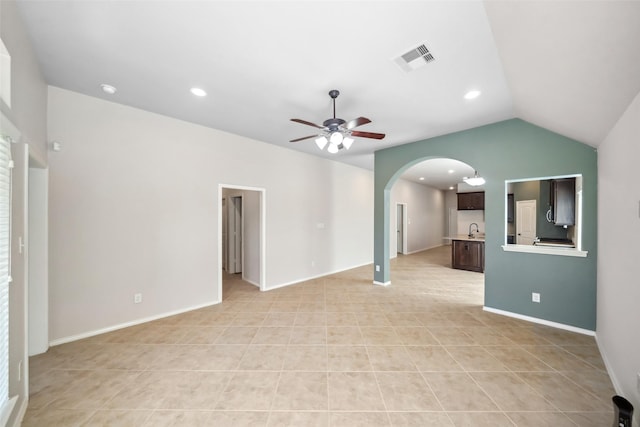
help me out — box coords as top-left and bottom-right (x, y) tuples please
(396, 204), (404, 254)
(227, 196), (243, 274)
(221, 197), (227, 271)
(9, 142), (29, 415)
(516, 199), (537, 245)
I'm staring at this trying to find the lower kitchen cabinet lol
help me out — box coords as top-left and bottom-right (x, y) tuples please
(452, 240), (485, 273)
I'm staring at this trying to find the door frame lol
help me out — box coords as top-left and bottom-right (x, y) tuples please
(226, 195), (243, 274)
(217, 184), (266, 299)
(27, 156), (48, 357)
(395, 203), (408, 255)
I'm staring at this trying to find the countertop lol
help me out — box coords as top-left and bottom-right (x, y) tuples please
(447, 235), (485, 242)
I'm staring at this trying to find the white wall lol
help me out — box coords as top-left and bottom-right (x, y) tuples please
(47, 87), (374, 343)
(597, 88), (640, 423)
(0, 0), (48, 164)
(389, 178), (445, 255)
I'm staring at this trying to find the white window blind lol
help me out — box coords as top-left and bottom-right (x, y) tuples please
(0, 134), (14, 425)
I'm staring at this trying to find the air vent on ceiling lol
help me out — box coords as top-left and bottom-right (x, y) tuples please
(394, 43), (435, 72)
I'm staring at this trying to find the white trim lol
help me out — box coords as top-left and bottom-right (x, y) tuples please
(501, 244), (588, 258)
(0, 395), (17, 427)
(264, 261), (373, 292)
(49, 300), (219, 347)
(7, 395), (26, 427)
(506, 173), (582, 183)
(406, 243), (445, 255)
(373, 280), (391, 287)
(243, 277), (260, 288)
(483, 306), (595, 336)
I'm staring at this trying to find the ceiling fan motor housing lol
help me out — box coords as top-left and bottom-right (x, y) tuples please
(323, 117), (346, 131)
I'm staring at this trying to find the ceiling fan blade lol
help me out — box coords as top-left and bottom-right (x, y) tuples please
(291, 118), (325, 129)
(344, 117), (371, 130)
(289, 135), (319, 143)
(351, 131), (386, 140)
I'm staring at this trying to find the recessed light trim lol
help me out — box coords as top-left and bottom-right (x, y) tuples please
(448, 169), (454, 174)
(419, 177), (425, 181)
(100, 84), (117, 95)
(464, 90), (481, 100)
(190, 87), (207, 97)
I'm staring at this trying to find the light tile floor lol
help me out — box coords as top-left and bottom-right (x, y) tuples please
(25, 246), (615, 426)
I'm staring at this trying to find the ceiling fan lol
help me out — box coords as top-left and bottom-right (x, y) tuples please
(290, 90), (385, 153)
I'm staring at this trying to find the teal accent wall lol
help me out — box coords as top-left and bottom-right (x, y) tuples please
(374, 119), (597, 330)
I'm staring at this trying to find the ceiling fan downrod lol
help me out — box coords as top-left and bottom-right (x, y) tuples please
(329, 90), (339, 119)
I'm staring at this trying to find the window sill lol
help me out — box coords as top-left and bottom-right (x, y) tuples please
(501, 244), (588, 258)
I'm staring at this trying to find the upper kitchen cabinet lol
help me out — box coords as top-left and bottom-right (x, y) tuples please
(457, 192), (484, 210)
(549, 178), (575, 226)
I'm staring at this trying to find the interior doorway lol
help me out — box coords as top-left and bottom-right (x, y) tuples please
(226, 195), (243, 274)
(516, 199), (537, 245)
(28, 156), (48, 356)
(218, 184), (266, 301)
(396, 203), (407, 255)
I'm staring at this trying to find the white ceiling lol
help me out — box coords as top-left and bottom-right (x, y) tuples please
(15, 1), (640, 189)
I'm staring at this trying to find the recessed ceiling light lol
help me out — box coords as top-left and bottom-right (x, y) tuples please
(419, 177), (425, 181)
(449, 186), (455, 190)
(464, 90), (481, 100)
(100, 84), (117, 95)
(190, 87), (207, 97)
(448, 169), (454, 174)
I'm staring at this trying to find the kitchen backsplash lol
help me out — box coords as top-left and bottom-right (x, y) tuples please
(457, 210), (485, 235)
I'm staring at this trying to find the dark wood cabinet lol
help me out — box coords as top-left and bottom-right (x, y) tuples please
(550, 178), (575, 226)
(507, 193), (514, 223)
(457, 192), (484, 210)
(452, 240), (484, 273)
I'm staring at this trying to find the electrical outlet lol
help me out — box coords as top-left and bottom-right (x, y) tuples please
(375, 265), (380, 272)
(532, 292), (541, 303)
(134, 293), (142, 304)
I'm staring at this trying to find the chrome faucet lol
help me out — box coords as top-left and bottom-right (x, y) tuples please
(468, 223), (479, 238)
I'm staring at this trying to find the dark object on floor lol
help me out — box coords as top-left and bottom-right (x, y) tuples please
(613, 395), (634, 427)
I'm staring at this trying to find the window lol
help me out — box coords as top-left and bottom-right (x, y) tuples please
(0, 133), (14, 425)
(0, 38), (10, 108)
(502, 174), (587, 257)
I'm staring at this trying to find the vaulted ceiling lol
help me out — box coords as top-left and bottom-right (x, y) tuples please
(16, 1), (640, 178)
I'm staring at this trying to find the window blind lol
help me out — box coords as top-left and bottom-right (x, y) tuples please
(0, 134), (13, 424)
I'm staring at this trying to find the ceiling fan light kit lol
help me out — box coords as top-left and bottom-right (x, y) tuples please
(290, 89), (385, 153)
(315, 136), (328, 150)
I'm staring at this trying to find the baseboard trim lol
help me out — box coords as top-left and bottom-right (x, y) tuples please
(49, 300), (220, 347)
(406, 244), (445, 255)
(8, 395), (27, 427)
(242, 277), (260, 288)
(483, 306), (595, 336)
(594, 335), (639, 426)
(264, 261), (373, 292)
(373, 280), (391, 287)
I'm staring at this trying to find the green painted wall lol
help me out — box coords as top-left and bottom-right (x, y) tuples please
(374, 119), (597, 330)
